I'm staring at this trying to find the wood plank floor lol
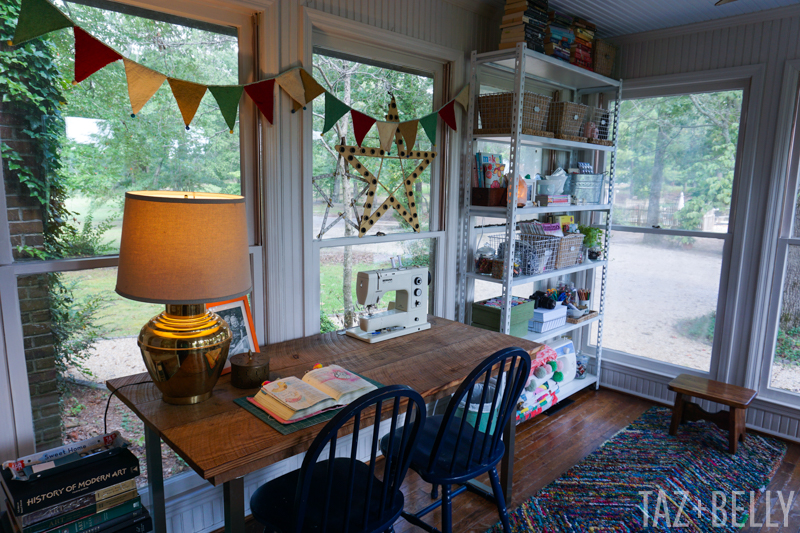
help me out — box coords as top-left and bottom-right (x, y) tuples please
(243, 388), (800, 532)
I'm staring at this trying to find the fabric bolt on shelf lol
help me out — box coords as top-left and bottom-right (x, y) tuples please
(487, 406), (787, 532)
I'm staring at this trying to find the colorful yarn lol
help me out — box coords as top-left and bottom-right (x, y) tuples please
(490, 407), (786, 533)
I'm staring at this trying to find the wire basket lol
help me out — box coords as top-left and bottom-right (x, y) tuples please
(547, 101), (589, 142)
(487, 232), (584, 277)
(592, 39), (617, 78)
(522, 233), (585, 270)
(586, 107), (615, 146)
(476, 92), (554, 137)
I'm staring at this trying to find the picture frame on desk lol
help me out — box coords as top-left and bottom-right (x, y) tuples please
(207, 296), (259, 373)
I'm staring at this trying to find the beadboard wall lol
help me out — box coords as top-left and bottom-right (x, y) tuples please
(601, 4), (800, 443)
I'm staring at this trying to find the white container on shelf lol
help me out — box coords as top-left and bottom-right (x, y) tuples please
(529, 304), (567, 333)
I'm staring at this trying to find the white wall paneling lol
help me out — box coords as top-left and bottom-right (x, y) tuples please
(601, 6), (800, 443)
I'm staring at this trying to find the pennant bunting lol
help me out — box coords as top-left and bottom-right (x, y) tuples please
(168, 78), (207, 129)
(73, 26), (122, 83)
(123, 58), (166, 116)
(300, 69), (325, 103)
(351, 109), (377, 147)
(322, 92), (350, 134)
(438, 100), (457, 132)
(419, 112), (438, 146)
(244, 79), (276, 124)
(376, 121), (399, 152)
(276, 69), (306, 107)
(397, 120), (419, 152)
(455, 85), (470, 111)
(208, 85), (243, 133)
(11, 0), (73, 46)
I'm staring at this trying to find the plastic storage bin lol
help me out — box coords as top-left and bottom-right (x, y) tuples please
(529, 305), (567, 333)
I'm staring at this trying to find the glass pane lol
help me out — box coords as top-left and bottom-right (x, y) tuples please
(613, 91), (742, 233)
(19, 267), (191, 483)
(312, 52), (434, 239)
(592, 231), (724, 371)
(320, 239), (435, 330)
(770, 245), (800, 394)
(4, 1), (240, 261)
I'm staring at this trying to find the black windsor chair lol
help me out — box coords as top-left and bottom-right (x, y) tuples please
(249, 384), (426, 533)
(380, 347), (531, 533)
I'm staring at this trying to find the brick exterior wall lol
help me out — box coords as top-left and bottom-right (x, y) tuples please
(1, 107), (62, 451)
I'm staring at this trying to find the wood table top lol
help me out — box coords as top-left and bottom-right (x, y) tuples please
(106, 316), (543, 486)
(668, 373), (757, 409)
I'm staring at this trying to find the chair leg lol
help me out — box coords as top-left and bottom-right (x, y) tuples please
(431, 484), (439, 499)
(441, 484), (452, 533)
(489, 467), (511, 533)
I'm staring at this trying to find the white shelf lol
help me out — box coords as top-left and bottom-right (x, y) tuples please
(470, 203), (611, 218)
(524, 314), (602, 343)
(469, 260), (607, 287)
(476, 47), (621, 91)
(558, 373), (598, 399)
(474, 132), (616, 153)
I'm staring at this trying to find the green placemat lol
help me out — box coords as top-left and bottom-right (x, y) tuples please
(234, 375), (383, 436)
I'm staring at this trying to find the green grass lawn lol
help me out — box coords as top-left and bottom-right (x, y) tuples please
(63, 268), (161, 338)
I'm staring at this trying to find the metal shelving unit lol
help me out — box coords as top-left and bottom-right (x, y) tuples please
(457, 43), (621, 398)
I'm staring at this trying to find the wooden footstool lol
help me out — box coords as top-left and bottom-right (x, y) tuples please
(668, 374), (757, 454)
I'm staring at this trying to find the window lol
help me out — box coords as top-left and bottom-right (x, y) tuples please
(1, 0), (257, 486)
(311, 49), (445, 330)
(594, 90), (744, 372)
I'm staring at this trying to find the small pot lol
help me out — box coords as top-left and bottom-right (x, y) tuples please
(588, 248), (602, 261)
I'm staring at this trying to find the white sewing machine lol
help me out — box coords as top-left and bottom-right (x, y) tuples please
(345, 266), (431, 343)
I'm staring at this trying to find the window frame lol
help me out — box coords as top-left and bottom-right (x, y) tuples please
(0, 0), (264, 470)
(754, 58), (800, 407)
(300, 8), (464, 334)
(580, 65), (764, 383)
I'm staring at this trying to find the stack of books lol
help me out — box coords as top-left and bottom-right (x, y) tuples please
(1, 432), (151, 533)
(499, 0), (549, 52)
(536, 194), (571, 206)
(570, 17), (596, 70)
(545, 11), (574, 62)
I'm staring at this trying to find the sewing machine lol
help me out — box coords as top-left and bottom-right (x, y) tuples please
(345, 266), (431, 343)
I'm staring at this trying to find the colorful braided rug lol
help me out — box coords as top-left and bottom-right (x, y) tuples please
(488, 406), (786, 532)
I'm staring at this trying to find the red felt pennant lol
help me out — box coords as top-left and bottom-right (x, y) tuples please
(438, 99), (457, 132)
(351, 109), (377, 147)
(244, 79), (276, 124)
(73, 26), (122, 83)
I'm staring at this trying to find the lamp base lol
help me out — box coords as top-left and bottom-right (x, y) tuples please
(138, 304), (232, 405)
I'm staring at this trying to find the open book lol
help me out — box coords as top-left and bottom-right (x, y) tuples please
(247, 365), (377, 424)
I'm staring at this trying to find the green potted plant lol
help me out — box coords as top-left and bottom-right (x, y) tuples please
(577, 224), (604, 260)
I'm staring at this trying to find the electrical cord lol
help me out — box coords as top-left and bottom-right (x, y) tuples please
(104, 381), (152, 434)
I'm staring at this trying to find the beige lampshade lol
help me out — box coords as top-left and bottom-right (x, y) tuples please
(116, 191), (251, 304)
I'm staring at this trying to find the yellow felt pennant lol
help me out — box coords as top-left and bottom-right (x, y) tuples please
(377, 121), (399, 152)
(168, 78), (207, 127)
(124, 59), (166, 116)
(277, 69), (306, 106)
(397, 120), (419, 152)
(300, 69), (325, 103)
(455, 84), (471, 111)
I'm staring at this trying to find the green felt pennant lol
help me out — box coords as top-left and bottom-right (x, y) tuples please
(420, 112), (438, 146)
(208, 85), (244, 132)
(322, 92), (350, 134)
(12, 0), (73, 46)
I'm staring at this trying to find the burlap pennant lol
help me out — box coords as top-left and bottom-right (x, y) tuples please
(322, 92), (350, 134)
(376, 121), (399, 152)
(11, 0), (73, 46)
(244, 79), (276, 124)
(439, 100), (457, 131)
(351, 109), (376, 147)
(455, 84), (470, 110)
(208, 85), (244, 133)
(419, 112), (438, 146)
(123, 58), (166, 116)
(300, 69), (325, 103)
(397, 120), (419, 152)
(168, 78), (207, 128)
(276, 69), (306, 106)
(73, 26), (122, 83)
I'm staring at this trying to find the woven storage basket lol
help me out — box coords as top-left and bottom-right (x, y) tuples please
(593, 40), (617, 78)
(522, 233), (585, 270)
(586, 107), (615, 146)
(477, 92), (554, 137)
(547, 102), (589, 142)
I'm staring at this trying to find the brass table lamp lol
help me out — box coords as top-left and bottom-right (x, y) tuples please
(116, 191), (251, 404)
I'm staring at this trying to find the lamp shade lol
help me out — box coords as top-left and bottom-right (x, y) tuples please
(116, 191), (251, 304)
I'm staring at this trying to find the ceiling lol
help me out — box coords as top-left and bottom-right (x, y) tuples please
(518, 0), (800, 37)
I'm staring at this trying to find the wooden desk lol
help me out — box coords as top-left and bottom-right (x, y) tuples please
(107, 316), (542, 533)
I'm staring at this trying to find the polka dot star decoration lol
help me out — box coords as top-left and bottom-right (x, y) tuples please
(336, 95), (436, 237)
